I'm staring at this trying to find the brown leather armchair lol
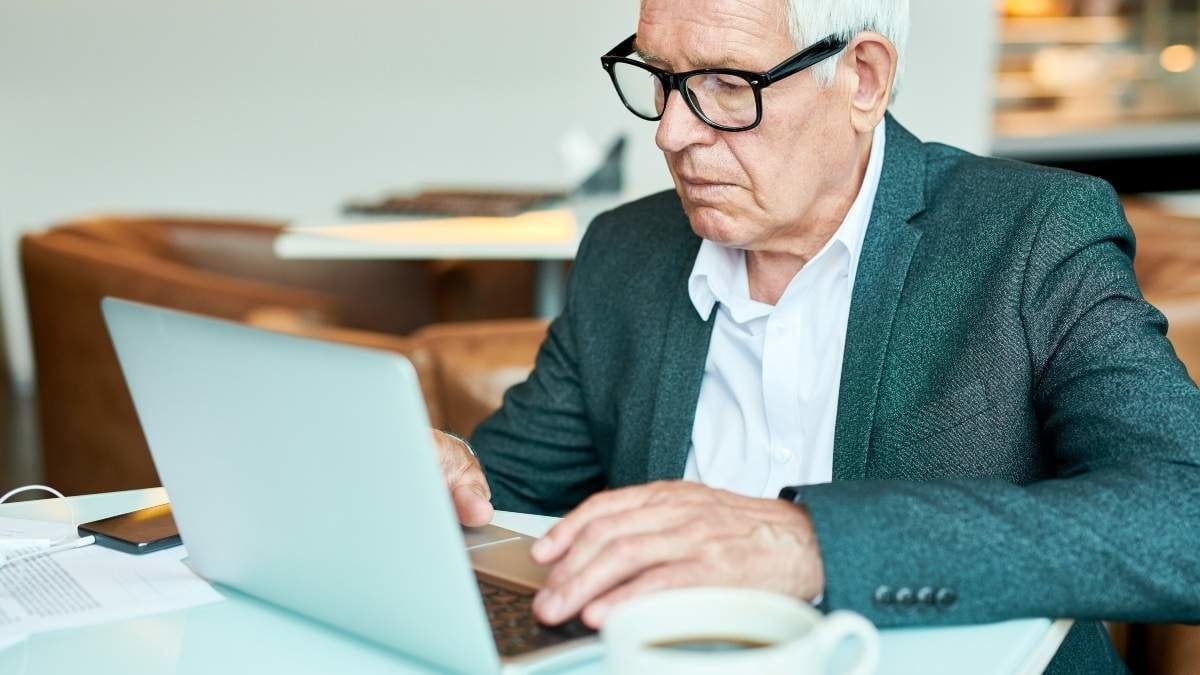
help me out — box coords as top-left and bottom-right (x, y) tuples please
(20, 214), (535, 495)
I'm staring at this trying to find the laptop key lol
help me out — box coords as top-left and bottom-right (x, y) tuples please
(476, 579), (596, 657)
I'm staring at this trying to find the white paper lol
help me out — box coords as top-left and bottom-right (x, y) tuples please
(0, 515), (70, 549)
(0, 517), (222, 637)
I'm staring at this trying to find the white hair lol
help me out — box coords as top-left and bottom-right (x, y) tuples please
(786, 0), (910, 96)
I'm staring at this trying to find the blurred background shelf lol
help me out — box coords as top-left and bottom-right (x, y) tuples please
(994, 119), (1200, 159)
(994, 0), (1200, 184)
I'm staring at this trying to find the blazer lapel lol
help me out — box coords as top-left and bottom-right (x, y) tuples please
(833, 115), (928, 481)
(644, 237), (714, 483)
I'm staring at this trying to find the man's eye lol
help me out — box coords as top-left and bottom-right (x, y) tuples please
(714, 75), (748, 90)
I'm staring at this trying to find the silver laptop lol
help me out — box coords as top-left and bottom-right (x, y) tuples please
(101, 297), (598, 674)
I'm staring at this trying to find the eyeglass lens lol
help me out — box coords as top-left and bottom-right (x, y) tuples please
(610, 62), (758, 129)
(611, 62), (666, 119)
(684, 73), (757, 128)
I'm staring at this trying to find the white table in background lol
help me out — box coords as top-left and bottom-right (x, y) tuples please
(0, 489), (1072, 674)
(274, 194), (627, 318)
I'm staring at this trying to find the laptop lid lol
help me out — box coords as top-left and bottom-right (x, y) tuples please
(101, 297), (501, 674)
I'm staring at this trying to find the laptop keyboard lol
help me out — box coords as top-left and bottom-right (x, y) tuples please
(477, 579), (595, 657)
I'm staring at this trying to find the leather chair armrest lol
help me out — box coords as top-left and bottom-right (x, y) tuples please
(1124, 201), (1200, 300)
(1144, 624), (1200, 675)
(51, 215), (437, 335)
(22, 230), (343, 322)
(412, 319), (550, 438)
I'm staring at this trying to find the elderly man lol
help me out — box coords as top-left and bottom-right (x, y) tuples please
(433, 0), (1200, 672)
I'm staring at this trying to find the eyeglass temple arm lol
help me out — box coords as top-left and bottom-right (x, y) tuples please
(605, 34), (639, 58)
(763, 36), (849, 85)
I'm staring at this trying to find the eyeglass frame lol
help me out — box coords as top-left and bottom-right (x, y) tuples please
(600, 33), (849, 132)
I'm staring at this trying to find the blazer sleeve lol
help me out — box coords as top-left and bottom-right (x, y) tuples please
(468, 215), (609, 516)
(797, 177), (1200, 627)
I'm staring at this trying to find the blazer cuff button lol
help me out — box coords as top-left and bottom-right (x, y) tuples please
(873, 586), (895, 606)
(916, 587), (936, 606)
(935, 588), (958, 608)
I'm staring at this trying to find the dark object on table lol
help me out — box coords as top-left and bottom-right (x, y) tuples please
(576, 136), (626, 196)
(344, 188), (567, 218)
(78, 503), (182, 554)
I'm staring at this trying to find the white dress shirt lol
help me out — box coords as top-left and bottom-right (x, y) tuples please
(683, 121), (887, 499)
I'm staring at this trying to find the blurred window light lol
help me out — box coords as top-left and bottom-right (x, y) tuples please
(1160, 44), (1197, 74)
(1002, 0), (1068, 18)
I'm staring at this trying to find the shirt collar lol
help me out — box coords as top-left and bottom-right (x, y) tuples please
(688, 238), (773, 324)
(687, 120), (887, 322)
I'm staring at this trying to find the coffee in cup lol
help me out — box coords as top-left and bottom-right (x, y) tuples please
(601, 587), (879, 675)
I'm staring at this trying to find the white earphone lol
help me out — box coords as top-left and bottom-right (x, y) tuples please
(0, 484), (95, 567)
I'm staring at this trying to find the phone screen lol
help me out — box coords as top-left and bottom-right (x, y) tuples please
(77, 504), (180, 551)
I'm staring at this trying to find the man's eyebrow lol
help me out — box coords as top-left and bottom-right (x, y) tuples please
(633, 40), (673, 68)
(632, 40), (742, 71)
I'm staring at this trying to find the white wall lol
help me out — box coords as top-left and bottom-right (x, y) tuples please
(0, 0), (996, 395)
(894, 0), (998, 156)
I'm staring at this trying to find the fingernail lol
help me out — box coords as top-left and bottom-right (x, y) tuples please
(539, 591), (562, 619)
(530, 537), (550, 560)
(583, 603), (607, 628)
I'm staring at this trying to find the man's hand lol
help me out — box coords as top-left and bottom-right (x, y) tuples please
(528, 481), (824, 628)
(431, 430), (493, 527)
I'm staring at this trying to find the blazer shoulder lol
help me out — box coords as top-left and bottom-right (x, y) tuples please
(925, 142), (1116, 208)
(920, 142), (1126, 243)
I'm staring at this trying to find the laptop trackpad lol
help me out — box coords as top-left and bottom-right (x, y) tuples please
(469, 537), (549, 591)
(463, 524), (524, 549)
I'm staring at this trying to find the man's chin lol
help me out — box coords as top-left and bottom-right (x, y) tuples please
(683, 203), (748, 247)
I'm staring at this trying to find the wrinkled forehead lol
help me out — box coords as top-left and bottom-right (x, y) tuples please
(636, 0), (794, 71)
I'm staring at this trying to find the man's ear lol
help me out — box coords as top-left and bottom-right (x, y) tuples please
(842, 31), (897, 133)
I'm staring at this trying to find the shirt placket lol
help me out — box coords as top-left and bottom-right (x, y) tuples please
(760, 297), (808, 496)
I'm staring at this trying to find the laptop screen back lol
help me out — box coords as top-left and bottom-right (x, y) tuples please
(102, 298), (500, 674)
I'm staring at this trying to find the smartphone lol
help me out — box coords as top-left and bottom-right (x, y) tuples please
(77, 503), (182, 554)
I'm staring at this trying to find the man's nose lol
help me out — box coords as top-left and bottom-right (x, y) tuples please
(655, 88), (717, 153)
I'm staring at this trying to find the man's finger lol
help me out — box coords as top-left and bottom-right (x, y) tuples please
(531, 483), (667, 564)
(431, 430), (494, 527)
(579, 562), (703, 628)
(532, 530), (691, 625)
(448, 455), (492, 527)
(452, 482), (494, 528)
(541, 504), (691, 589)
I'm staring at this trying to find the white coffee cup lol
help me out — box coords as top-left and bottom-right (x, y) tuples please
(601, 587), (879, 675)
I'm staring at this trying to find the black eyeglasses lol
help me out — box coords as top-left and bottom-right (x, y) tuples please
(600, 33), (848, 132)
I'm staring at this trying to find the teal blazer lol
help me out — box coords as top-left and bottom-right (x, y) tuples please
(471, 115), (1200, 673)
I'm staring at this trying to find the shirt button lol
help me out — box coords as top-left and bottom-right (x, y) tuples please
(773, 446), (793, 463)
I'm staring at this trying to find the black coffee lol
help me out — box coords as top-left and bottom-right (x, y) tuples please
(649, 637), (775, 653)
